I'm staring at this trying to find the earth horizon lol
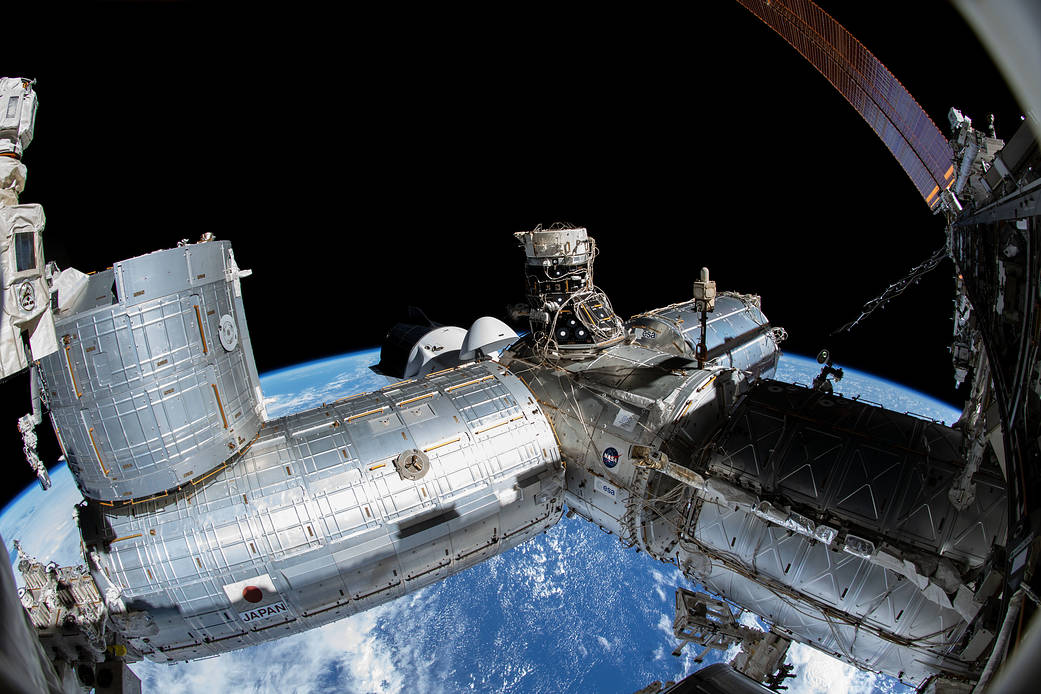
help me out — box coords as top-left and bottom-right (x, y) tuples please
(1, 349), (959, 693)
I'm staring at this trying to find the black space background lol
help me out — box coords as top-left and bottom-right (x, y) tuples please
(0, 3), (1023, 509)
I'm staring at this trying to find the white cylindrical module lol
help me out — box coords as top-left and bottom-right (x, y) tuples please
(628, 294), (780, 380)
(78, 361), (562, 661)
(37, 240), (264, 502)
(676, 380), (1009, 686)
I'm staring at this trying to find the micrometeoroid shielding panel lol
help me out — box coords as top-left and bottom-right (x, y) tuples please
(39, 241), (264, 502)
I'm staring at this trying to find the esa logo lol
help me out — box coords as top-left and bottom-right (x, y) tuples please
(602, 447), (619, 468)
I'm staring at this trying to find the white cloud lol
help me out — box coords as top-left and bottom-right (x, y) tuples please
(783, 641), (887, 694)
(736, 610), (765, 632)
(260, 359), (391, 420)
(132, 597), (430, 694)
(723, 641), (743, 664)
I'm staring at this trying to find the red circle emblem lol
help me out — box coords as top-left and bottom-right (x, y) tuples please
(242, 585), (263, 603)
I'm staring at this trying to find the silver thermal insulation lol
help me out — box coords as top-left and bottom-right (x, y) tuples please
(680, 380), (1007, 686)
(79, 361), (563, 662)
(38, 241), (264, 502)
(628, 294), (779, 378)
(503, 342), (756, 541)
(689, 505), (976, 686)
(706, 380), (1005, 569)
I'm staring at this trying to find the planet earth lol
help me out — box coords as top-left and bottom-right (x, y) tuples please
(1, 350), (961, 694)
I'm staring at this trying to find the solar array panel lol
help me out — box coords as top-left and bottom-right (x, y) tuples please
(735, 0), (955, 210)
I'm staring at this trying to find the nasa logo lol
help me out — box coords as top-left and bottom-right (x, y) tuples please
(238, 600), (288, 623)
(602, 447), (619, 468)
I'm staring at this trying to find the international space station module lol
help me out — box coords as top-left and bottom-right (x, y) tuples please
(3, 1), (1040, 689)
(0, 125), (1009, 689)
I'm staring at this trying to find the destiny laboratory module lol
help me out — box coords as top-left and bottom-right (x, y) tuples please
(2, 2), (1041, 692)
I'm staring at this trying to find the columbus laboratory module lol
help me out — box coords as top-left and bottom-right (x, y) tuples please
(1, 2), (1040, 693)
